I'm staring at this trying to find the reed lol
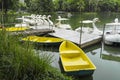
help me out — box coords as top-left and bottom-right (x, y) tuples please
(0, 30), (71, 80)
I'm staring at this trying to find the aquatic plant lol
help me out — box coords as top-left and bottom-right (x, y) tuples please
(0, 30), (71, 80)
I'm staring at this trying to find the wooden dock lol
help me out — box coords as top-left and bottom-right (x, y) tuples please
(10, 25), (102, 48)
(49, 28), (102, 48)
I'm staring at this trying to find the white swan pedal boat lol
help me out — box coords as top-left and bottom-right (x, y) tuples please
(104, 20), (120, 45)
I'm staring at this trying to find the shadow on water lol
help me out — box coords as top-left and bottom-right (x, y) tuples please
(73, 76), (93, 80)
(33, 42), (61, 52)
(83, 43), (101, 54)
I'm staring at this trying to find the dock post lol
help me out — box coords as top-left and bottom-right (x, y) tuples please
(100, 24), (106, 58)
(102, 24), (106, 43)
(79, 22), (83, 48)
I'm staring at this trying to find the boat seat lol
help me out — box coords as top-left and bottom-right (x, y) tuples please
(60, 50), (80, 54)
(63, 57), (89, 66)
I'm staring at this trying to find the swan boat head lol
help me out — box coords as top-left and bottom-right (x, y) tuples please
(92, 18), (99, 23)
(76, 18), (102, 35)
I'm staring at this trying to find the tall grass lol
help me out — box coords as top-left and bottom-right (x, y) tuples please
(0, 30), (71, 80)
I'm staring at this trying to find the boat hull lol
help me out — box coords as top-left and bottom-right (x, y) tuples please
(22, 36), (64, 46)
(104, 40), (120, 46)
(0, 27), (29, 32)
(104, 21), (120, 46)
(59, 41), (96, 76)
(104, 33), (120, 46)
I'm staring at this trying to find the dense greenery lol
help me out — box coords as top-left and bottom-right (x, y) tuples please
(0, 30), (71, 80)
(0, 0), (19, 13)
(1, 0), (120, 13)
(53, 0), (120, 12)
(24, 0), (54, 13)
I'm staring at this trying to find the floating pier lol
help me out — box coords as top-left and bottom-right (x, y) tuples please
(10, 25), (102, 48)
(49, 28), (102, 48)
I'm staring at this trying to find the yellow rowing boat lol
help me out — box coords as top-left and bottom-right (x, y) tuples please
(0, 27), (28, 31)
(22, 35), (64, 45)
(59, 40), (96, 76)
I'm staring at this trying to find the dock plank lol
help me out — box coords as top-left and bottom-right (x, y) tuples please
(49, 28), (102, 48)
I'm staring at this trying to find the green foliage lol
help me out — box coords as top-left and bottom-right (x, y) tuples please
(19, 1), (27, 11)
(0, 0), (19, 13)
(1, 0), (120, 13)
(0, 30), (72, 80)
(52, 0), (120, 12)
(24, 0), (55, 13)
(98, 0), (116, 12)
(52, 0), (85, 12)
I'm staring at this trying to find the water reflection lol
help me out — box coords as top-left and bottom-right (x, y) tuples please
(101, 45), (120, 62)
(84, 43), (120, 80)
(84, 42), (120, 62)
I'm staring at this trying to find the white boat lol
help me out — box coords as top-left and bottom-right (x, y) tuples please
(15, 14), (53, 29)
(75, 18), (102, 35)
(55, 16), (72, 30)
(15, 23), (29, 27)
(16, 15), (36, 25)
(104, 18), (120, 45)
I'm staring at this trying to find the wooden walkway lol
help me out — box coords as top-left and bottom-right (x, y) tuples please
(10, 24), (102, 48)
(49, 28), (102, 48)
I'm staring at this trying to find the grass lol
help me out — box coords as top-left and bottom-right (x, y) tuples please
(0, 30), (71, 80)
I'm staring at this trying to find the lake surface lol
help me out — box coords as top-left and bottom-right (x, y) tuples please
(1, 12), (120, 80)
(39, 12), (120, 80)
(38, 43), (120, 80)
(84, 44), (120, 80)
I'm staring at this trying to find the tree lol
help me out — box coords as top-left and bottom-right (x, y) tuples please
(68, 0), (85, 12)
(0, 0), (19, 13)
(24, 0), (55, 13)
(98, 0), (116, 12)
(53, 0), (85, 12)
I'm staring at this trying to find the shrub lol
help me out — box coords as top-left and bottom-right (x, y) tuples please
(0, 30), (71, 80)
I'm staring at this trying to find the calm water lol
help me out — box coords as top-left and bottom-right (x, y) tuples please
(84, 44), (120, 80)
(69, 13), (120, 80)
(1, 12), (120, 80)
(38, 43), (120, 80)
(39, 12), (120, 80)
